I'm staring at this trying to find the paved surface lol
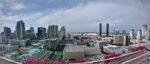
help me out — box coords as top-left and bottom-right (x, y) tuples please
(0, 58), (16, 64)
(0, 52), (3, 56)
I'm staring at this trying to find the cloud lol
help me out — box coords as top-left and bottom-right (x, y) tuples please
(37, 1), (150, 32)
(0, 12), (45, 32)
(0, 0), (150, 33)
(47, 0), (62, 3)
(0, 0), (4, 15)
(1, 0), (26, 11)
(9, 3), (25, 10)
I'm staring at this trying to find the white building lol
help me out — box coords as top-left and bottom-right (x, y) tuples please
(137, 30), (142, 40)
(145, 30), (150, 40)
(103, 45), (123, 54)
(9, 39), (27, 47)
(129, 29), (134, 39)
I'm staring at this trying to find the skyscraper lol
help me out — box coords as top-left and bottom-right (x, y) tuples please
(25, 30), (30, 38)
(38, 27), (46, 39)
(142, 24), (148, 39)
(0, 32), (7, 43)
(122, 30), (126, 35)
(129, 29), (134, 39)
(137, 29), (142, 40)
(0, 33), (2, 43)
(3, 27), (11, 39)
(30, 27), (34, 33)
(59, 26), (66, 40)
(145, 30), (150, 40)
(16, 20), (25, 40)
(12, 31), (17, 39)
(149, 30), (150, 40)
(106, 23), (109, 36)
(99, 23), (102, 36)
(60, 26), (66, 34)
(47, 25), (58, 38)
(113, 30), (119, 35)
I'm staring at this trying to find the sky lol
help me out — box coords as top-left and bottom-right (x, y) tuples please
(0, 0), (150, 33)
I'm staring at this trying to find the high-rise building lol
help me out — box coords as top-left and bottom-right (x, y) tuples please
(106, 23), (109, 36)
(0, 33), (2, 43)
(145, 30), (150, 40)
(137, 29), (142, 40)
(113, 30), (119, 35)
(38, 27), (46, 39)
(61, 26), (66, 34)
(30, 27), (34, 33)
(12, 31), (17, 39)
(142, 24), (148, 39)
(0, 32), (8, 43)
(129, 29), (134, 39)
(16, 20), (25, 40)
(47, 25), (58, 38)
(25, 27), (36, 39)
(122, 30), (126, 35)
(59, 26), (66, 40)
(149, 30), (150, 40)
(25, 30), (31, 39)
(26, 29), (36, 40)
(3, 27), (11, 39)
(99, 23), (102, 36)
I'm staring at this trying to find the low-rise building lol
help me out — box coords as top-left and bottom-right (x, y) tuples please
(9, 39), (27, 47)
(0, 44), (19, 53)
(39, 38), (59, 50)
(95, 40), (109, 49)
(63, 44), (102, 62)
(63, 44), (85, 61)
(101, 36), (113, 42)
(103, 45), (123, 54)
(113, 35), (130, 46)
(84, 47), (101, 55)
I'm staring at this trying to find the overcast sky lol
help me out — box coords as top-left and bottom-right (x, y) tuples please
(0, 0), (150, 33)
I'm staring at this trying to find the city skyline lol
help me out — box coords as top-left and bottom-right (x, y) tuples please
(1, 20), (150, 33)
(0, 0), (150, 32)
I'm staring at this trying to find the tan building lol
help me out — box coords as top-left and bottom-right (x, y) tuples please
(84, 47), (101, 55)
(63, 44), (85, 60)
(63, 44), (101, 61)
(113, 35), (130, 46)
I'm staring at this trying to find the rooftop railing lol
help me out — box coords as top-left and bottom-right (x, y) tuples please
(121, 52), (150, 64)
